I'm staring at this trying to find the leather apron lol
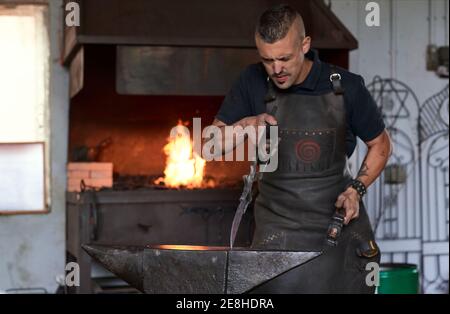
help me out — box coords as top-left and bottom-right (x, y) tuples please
(250, 70), (380, 294)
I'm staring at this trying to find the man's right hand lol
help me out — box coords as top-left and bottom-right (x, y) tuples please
(235, 113), (278, 143)
(210, 114), (278, 156)
(234, 113), (278, 129)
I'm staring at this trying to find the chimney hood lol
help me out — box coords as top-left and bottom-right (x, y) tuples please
(64, 0), (358, 96)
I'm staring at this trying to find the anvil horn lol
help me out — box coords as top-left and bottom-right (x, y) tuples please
(82, 244), (321, 294)
(81, 244), (144, 292)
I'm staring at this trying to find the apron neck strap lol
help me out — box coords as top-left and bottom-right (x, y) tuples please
(264, 76), (277, 102)
(329, 65), (345, 95)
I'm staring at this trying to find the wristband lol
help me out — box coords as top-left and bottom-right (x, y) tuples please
(349, 179), (367, 198)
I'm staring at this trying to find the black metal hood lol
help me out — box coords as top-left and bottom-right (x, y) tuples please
(64, 0), (357, 96)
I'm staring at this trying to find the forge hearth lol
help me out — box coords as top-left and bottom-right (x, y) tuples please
(69, 45), (249, 187)
(111, 174), (241, 191)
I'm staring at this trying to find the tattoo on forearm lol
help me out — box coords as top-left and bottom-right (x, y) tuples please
(357, 162), (369, 179)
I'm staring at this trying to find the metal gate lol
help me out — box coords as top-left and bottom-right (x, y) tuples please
(354, 77), (449, 293)
(419, 85), (449, 293)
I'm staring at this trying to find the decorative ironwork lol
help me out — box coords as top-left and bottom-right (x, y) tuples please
(419, 85), (449, 143)
(371, 127), (419, 240)
(366, 77), (420, 242)
(367, 76), (420, 129)
(363, 77), (449, 293)
(420, 85), (449, 293)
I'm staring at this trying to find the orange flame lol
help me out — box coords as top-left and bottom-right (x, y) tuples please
(155, 120), (212, 189)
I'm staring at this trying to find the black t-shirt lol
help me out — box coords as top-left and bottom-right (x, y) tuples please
(215, 49), (385, 157)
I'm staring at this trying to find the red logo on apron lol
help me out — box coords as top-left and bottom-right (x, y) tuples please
(296, 139), (321, 163)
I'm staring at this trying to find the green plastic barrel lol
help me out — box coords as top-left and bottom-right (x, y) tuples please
(377, 263), (419, 294)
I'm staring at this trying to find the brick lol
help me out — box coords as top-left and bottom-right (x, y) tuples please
(67, 163), (113, 191)
(83, 178), (113, 188)
(68, 178), (84, 190)
(90, 170), (112, 179)
(67, 178), (112, 191)
(68, 170), (90, 179)
(68, 178), (82, 185)
(67, 162), (113, 171)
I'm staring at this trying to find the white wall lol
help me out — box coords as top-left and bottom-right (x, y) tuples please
(0, 0), (69, 293)
(331, 0), (448, 95)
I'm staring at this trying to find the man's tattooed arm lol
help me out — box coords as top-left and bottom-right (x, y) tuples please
(357, 162), (369, 180)
(354, 130), (392, 189)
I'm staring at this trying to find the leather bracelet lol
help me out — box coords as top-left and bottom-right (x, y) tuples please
(349, 179), (367, 198)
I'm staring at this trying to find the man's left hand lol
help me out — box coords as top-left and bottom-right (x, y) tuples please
(335, 187), (360, 225)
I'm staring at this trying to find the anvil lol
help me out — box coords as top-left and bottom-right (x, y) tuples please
(82, 244), (321, 294)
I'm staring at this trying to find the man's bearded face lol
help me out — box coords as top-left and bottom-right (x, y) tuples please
(255, 25), (310, 89)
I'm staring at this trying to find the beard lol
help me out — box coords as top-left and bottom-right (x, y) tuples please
(272, 73), (292, 88)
